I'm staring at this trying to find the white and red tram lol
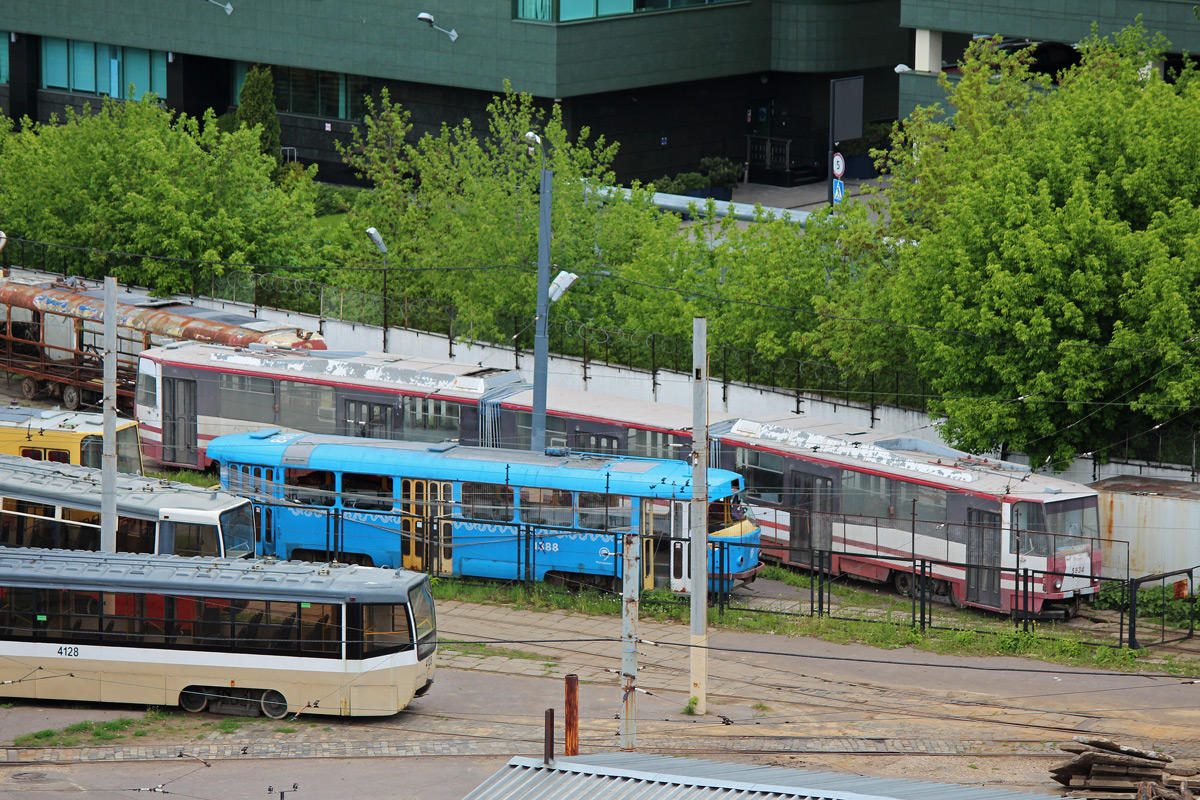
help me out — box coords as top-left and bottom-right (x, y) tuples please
(136, 342), (1102, 614)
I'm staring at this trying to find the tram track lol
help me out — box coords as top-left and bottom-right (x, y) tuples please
(435, 604), (1200, 756)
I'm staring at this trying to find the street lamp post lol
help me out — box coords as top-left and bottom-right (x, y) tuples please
(366, 227), (388, 351)
(526, 131), (553, 453)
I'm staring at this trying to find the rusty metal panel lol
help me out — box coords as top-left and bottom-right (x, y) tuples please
(1092, 478), (1200, 578)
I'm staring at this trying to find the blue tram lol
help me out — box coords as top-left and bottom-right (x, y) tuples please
(206, 431), (763, 593)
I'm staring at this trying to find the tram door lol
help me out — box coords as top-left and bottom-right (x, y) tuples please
(653, 500), (691, 593)
(788, 471), (833, 568)
(965, 508), (1002, 608)
(162, 377), (198, 466)
(344, 399), (399, 439)
(401, 479), (452, 574)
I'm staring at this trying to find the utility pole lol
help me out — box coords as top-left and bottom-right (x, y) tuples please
(689, 317), (708, 715)
(101, 276), (117, 551)
(619, 527), (639, 750)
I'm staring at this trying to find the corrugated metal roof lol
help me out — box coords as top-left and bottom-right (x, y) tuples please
(460, 755), (1063, 800)
(1091, 474), (1200, 502)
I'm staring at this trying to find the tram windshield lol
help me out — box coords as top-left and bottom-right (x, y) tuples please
(219, 504), (256, 558)
(1012, 497), (1097, 555)
(409, 580), (437, 660)
(80, 426), (144, 474)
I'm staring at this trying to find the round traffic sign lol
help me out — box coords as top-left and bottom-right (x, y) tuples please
(832, 152), (845, 179)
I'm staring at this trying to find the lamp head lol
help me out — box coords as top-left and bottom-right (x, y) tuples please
(548, 271), (579, 303)
(894, 63), (912, 74)
(524, 131), (542, 147)
(365, 227), (387, 255)
(417, 12), (435, 26)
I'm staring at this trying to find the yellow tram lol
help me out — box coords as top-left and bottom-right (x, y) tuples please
(0, 405), (142, 473)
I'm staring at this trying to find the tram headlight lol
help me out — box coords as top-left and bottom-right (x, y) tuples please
(1054, 579), (1062, 589)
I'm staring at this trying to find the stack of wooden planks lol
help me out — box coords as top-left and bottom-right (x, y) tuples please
(1050, 737), (1197, 799)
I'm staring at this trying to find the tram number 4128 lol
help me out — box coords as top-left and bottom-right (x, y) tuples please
(57, 646), (81, 657)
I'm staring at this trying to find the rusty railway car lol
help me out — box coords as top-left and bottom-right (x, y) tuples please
(0, 274), (324, 410)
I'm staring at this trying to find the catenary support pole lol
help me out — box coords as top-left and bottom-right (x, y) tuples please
(101, 276), (117, 551)
(620, 527), (639, 750)
(690, 316), (708, 716)
(531, 160), (553, 453)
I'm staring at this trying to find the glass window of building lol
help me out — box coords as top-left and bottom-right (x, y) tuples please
(0, 34), (8, 84)
(41, 38), (167, 99)
(258, 64), (372, 121)
(516, 0), (731, 22)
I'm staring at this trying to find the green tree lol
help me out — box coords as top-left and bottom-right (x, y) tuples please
(815, 24), (1200, 468)
(237, 64), (282, 174)
(336, 85), (674, 343)
(0, 96), (322, 294)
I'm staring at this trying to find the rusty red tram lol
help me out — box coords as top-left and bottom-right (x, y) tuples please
(0, 273), (323, 410)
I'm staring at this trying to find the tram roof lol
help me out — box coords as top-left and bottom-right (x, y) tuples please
(0, 454), (249, 516)
(0, 547), (428, 602)
(0, 274), (307, 337)
(143, 341), (522, 397)
(0, 406), (136, 434)
(525, 386), (1095, 501)
(208, 431), (743, 499)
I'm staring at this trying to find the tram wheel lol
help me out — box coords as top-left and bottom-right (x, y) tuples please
(892, 571), (913, 597)
(179, 687), (209, 714)
(20, 377), (38, 400)
(259, 689), (288, 720)
(61, 384), (81, 411)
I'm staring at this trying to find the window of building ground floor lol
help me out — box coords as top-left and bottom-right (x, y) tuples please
(232, 62), (371, 121)
(515, 0), (735, 23)
(1, 34), (9, 84)
(41, 38), (167, 100)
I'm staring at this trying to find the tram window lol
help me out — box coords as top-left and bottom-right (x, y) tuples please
(573, 432), (621, 456)
(116, 517), (155, 553)
(81, 435), (102, 468)
(219, 504), (255, 558)
(895, 482), (948, 538)
(13, 501), (62, 549)
(299, 603), (339, 654)
(736, 448), (784, 504)
(461, 482), (513, 522)
(409, 581), (436, 660)
(219, 374), (276, 425)
(173, 596), (201, 647)
(578, 493), (633, 530)
(20, 448), (43, 461)
(520, 487), (573, 527)
(47, 450), (69, 464)
(512, 412), (568, 451)
(163, 522), (221, 558)
(840, 470), (893, 521)
(362, 603), (415, 657)
(135, 371), (157, 407)
(0, 588), (36, 638)
(280, 381), (336, 434)
(628, 428), (684, 460)
(116, 425), (142, 474)
(257, 601), (299, 651)
(38, 589), (72, 636)
(401, 397), (461, 444)
(342, 473), (394, 511)
(285, 469), (336, 506)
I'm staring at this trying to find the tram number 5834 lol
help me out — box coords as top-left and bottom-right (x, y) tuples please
(57, 646), (81, 657)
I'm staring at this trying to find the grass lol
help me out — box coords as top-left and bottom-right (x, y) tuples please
(431, 572), (1200, 676)
(145, 469), (219, 488)
(439, 640), (559, 662)
(8, 707), (294, 747)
